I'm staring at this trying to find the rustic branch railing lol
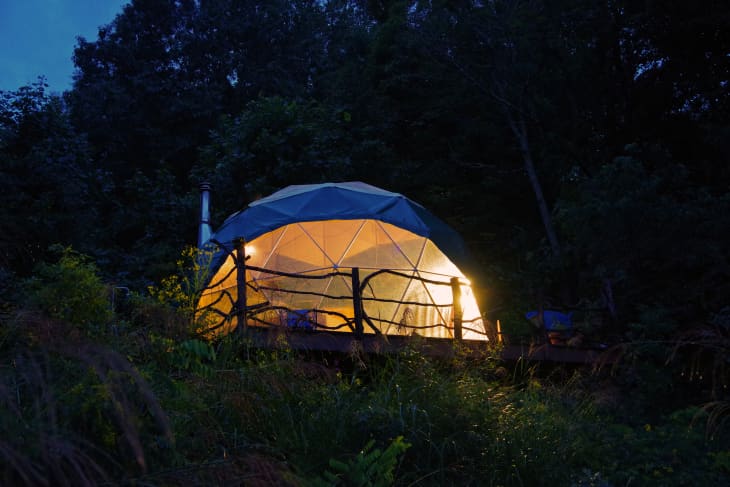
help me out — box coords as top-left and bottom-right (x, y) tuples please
(196, 239), (487, 340)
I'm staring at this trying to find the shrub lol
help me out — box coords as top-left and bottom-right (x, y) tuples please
(147, 245), (216, 335)
(23, 246), (111, 331)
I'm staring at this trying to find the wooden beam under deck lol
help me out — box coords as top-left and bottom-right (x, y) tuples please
(240, 328), (614, 365)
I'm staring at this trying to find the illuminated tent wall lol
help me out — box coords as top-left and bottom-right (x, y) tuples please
(198, 182), (486, 341)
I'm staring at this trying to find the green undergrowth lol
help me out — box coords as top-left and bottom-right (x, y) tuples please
(0, 250), (728, 485)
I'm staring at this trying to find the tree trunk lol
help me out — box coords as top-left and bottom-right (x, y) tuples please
(441, 39), (563, 260)
(508, 114), (562, 259)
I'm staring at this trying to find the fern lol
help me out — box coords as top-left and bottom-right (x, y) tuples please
(311, 436), (411, 487)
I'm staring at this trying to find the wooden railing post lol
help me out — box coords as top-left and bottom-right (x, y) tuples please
(352, 267), (364, 339)
(235, 237), (248, 334)
(450, 277), (463, 340)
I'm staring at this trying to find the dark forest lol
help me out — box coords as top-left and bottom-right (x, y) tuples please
(1, 1), (729, 485)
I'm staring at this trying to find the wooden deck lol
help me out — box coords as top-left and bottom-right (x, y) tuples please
(240, 327), (613, 364)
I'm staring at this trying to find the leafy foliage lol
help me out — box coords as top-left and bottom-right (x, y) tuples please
(314, 436), (411, 487)
(1, 248), (729, 484)
(147, 246), (215, 329)
(1, 0), (730, 483)
(556, 154), (730, 329)
(0, 80), (100, 275)
(195, 96), (360, 213)
(23, 246), (111, 331)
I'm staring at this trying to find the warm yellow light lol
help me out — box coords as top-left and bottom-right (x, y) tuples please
(199, 221), (488, 340)
(460, 288), (472, 314)
(459, 286), (481, 318)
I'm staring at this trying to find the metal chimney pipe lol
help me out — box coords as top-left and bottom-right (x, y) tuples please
(197, 182), (212, 248)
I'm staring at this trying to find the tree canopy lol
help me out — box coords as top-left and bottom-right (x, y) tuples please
(1, 0), (728, 330)
(1, 2), (729, 483)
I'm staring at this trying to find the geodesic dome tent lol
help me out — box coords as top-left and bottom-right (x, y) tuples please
(198, 182), (486, 340)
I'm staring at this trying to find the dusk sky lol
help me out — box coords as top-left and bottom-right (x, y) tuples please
(0, 0), (128, 93)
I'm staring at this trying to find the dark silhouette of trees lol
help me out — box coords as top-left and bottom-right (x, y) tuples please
(1, 0), (727, 331)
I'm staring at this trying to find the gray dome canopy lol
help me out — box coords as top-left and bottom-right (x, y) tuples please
(208, 182), (472, 271)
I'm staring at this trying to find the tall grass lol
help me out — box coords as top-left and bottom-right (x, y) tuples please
(0, 315), (172, 485)
(1, 249), (728, 485)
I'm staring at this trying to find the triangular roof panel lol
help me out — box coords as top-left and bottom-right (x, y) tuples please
(208, 182), (471, 271)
